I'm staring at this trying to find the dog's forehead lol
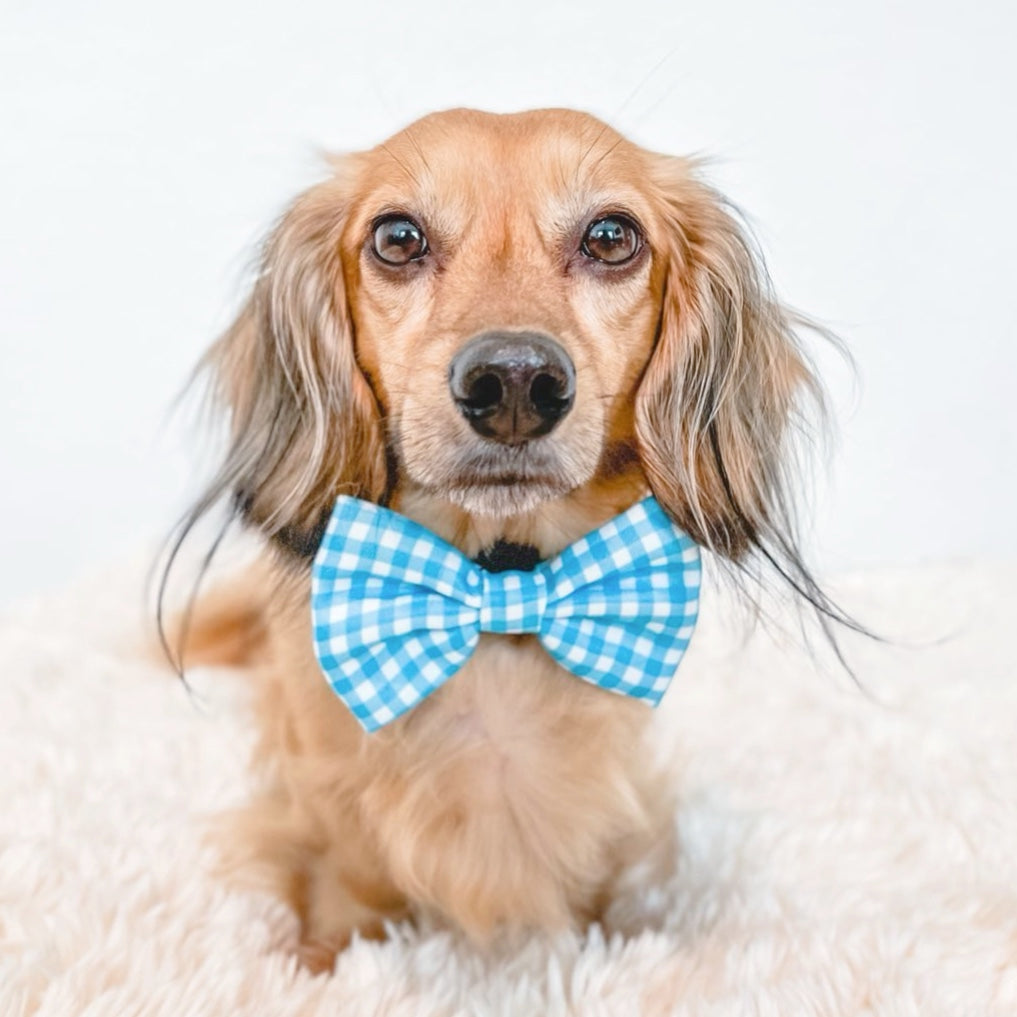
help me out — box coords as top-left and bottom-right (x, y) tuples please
(352, 109), (650, 230)
(383, 107), (622, 157)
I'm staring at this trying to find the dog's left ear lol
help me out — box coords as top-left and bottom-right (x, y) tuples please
(205, 167), (388, 554)
(635, 155), (820, 563)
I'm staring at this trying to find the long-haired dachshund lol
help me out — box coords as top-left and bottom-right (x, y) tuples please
(166, 107), (850, 971)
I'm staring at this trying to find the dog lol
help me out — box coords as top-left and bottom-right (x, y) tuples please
(167, 107), (844, 972)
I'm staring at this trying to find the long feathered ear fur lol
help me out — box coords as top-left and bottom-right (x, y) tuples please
(199, 172), (387, 550)
(636, 155), (862, 634)
(157, 168), (386, 671)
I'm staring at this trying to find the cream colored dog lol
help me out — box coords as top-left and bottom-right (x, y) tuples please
(169, 108), (842, 972)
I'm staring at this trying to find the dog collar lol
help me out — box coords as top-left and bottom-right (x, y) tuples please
(311, 494), (701, 730)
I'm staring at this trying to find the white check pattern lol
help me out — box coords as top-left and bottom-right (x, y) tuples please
(311, 496), (701, 732)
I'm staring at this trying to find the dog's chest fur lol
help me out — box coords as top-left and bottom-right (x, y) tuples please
(260, 516), (653, 934)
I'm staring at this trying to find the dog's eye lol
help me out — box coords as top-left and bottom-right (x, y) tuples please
(372, 216), (428, 265)
(581, 216), (641, 264)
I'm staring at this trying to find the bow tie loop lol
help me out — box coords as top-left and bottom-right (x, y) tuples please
(477, 569), (549, 634)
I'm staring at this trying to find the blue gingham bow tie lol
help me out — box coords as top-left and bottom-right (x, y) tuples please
(311, 496), (701, 732)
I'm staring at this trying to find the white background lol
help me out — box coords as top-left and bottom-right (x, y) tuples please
(2, 0), (1015, 606)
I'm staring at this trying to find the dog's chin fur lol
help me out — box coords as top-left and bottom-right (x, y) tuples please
(168, 107), (838, 973)
(443, 481), (576, 519)
(396, 421), (605, 522)
(403, 448), (600, 519)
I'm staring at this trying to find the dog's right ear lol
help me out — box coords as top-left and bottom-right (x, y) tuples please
(205, 171), (387, 554)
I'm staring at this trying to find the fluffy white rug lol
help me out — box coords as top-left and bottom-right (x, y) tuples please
(1, 554), (1015, 1016)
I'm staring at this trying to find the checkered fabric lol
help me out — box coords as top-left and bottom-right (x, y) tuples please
(311, 496), (701, 732)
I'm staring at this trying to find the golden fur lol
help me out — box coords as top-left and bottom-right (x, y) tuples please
(171, 108), (824, 972)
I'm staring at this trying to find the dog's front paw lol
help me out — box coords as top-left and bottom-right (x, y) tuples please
(294, 917), (390, 975)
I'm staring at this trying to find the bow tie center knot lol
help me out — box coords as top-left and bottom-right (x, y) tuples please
(476, 568), (548, 634)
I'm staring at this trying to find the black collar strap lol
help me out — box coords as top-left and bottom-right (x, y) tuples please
(237, 492), (544, 573)
(234, 491), (329, 562)
(472, 540), (543, 573)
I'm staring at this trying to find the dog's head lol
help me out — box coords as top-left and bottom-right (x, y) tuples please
(205, 108), (824, 579)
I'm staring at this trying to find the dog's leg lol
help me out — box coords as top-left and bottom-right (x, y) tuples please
(215, 780), (409, 974)
(160, 565), (270, 671)
(295, 839), (409, 973)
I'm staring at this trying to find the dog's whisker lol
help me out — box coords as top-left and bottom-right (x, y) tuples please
(379, 142), (421, 187)
(606, 46), (679, 126)
(401, 123), (432, 177)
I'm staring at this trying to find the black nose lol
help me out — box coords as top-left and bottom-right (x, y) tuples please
(449, 331), (576, 444)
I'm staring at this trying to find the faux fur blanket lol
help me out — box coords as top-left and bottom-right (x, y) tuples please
(1, 557), (1014, 1016)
